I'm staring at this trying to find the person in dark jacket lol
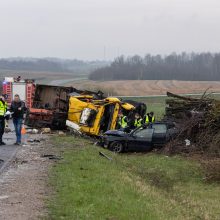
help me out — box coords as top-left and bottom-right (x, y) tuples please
(10, 94), (26, 145)
(0, 95), (8, 145)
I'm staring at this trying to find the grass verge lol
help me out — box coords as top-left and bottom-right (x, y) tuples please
(47, 136), (220, 220)
(122, 96), (166, 120)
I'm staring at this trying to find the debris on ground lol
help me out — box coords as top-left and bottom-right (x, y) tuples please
(66, 120), (82, 135)
(41, 128), (51, 134)
(41, 154), (63, 160)
(163, 92), (220, 158)
(99, 151), (112, 161)
(27, 139), (41, 143)
(26, 128), (39, 134)
(58, 131), (66, 136)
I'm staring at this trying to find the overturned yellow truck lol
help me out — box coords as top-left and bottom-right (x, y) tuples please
(25, 84), (146, 136)
(67, 96), (135, 136)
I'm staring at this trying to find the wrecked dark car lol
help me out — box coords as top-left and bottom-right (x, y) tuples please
(101, 122), (178, 153)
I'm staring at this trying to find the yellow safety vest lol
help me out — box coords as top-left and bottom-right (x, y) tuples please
(134, 118), (142, 127)
(119, 116), (127, 128)
(0, 101), (7, 116)
(145, 115), (155, 124)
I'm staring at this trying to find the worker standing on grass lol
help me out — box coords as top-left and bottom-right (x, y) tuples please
(10, 94), (26, 145)
(117, 112), (128, 129)
(134, 113), (143, 128)
(0, 95), (8, 145)
(144, 111), (155, 124)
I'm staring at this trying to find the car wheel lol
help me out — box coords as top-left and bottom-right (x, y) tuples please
(110, 141), (123, 153)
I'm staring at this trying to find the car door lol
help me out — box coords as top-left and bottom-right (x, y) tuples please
(127, 128), (154, 152)
(151, 124), (167, 145)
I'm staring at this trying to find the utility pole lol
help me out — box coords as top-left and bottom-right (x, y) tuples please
(103, 46), (106, 60)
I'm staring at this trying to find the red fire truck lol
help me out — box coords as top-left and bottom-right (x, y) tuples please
(2, 76), (35, 108)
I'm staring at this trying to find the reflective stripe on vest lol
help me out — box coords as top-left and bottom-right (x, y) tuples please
(121, 116), (127, 128)
(119, 116), (127, 128)
(0, 101), (6, 116)
(134, 119), (142, 127)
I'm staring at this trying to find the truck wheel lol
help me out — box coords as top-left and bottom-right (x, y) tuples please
(110, 141), (123, 153)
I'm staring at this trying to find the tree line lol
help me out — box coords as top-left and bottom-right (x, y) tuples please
(89, 52), (220, 81)
(0, 59), (66, 72)
(0, 58), (109, 73)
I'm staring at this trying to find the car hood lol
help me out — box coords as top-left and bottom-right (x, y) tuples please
(104, 130), (127, 137)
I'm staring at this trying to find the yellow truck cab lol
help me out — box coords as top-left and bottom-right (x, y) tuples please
(68, 96), (134, 136)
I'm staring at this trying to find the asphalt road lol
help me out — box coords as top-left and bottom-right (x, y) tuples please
(49, 77), (87, 86)
(0, 126), (18, 174)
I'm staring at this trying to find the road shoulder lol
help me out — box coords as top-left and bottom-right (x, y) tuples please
(0, 134), (55, 220)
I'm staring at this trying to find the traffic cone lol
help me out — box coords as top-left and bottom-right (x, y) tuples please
(21, 126), (26, 135)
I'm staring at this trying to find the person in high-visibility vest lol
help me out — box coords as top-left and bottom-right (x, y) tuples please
(144, 112), (155, 124)
(117, 112), (128, 129)
(134, 113), (143, 128)
(0, 95), (7, 145)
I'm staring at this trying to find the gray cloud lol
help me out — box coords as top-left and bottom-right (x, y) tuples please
(0, 0), (220, 60)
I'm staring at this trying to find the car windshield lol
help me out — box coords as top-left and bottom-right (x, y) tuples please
(152, 124), (167, 133)
(133, 128), (153, 140)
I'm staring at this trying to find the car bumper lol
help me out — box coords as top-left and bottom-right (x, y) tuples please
(101, 136), (109, 148)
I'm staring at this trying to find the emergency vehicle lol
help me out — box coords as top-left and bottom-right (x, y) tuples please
(2, 76), (35, 108)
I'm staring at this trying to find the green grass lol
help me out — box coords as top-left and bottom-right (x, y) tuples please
(47, 136), (220, 220)
(122, 96), (166, 119)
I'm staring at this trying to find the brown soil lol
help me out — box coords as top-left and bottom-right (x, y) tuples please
(68, 80), (220, 96)
(0, 134), (56, 220)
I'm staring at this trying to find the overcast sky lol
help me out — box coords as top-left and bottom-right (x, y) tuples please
(0, 0), (220, 60)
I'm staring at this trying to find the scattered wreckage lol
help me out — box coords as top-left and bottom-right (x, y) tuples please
(25, 84), (220, 156)
(25, 84), (147, 136)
